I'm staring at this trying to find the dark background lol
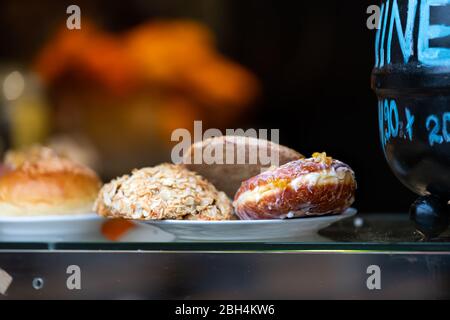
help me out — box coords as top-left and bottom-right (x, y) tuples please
(0, 0), (416, 213)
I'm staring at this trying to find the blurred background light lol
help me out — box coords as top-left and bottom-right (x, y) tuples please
(3, 71), (25, 101)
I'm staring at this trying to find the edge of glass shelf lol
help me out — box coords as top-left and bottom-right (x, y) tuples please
(1, 241), (450, 252)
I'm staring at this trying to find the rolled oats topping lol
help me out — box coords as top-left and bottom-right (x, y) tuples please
(94, 164), (234, 220)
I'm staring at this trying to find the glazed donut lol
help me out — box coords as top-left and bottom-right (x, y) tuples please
(233, 153), (356, 220)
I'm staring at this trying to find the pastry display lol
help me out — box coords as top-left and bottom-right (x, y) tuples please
(94, 163), (234, 221)
(233, 152), (356, 220)
(183, 135), (303, 197)
(95, 141), (356, 222)
(0, 146), (101, 217)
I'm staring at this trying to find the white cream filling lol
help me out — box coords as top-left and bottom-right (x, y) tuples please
(234, 185), (279, 207)
(290, 167), (351, 192)
(235, 167), (353, 208)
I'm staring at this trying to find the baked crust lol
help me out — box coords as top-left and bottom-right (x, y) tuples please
(184, 135), (303, 197)
(233, 153), (356, 219)
(94, 163), (234, 221)
(0, 146), (101, 216)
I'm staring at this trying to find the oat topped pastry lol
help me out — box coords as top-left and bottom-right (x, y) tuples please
(94, 164), (234, 221)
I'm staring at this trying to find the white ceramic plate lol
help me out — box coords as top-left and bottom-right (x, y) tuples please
(0, 213), (178, 242)
(0, 213), (105, 242)
(137, 208), (357, 241)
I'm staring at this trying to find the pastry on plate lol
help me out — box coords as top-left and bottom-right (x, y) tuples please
(183, 135), (303, 197)
(0, 146), (101, 217)
(94, 163), (234, 221)
(233, 152), (356, 220)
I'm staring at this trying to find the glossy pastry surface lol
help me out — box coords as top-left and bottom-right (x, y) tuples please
(233, 153), (356, 220)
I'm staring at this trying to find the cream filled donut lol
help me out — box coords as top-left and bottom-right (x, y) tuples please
(233, 153), (356, 220)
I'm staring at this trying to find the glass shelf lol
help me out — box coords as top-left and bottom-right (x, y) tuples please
(1, 213), (450, 299)
(0, 213), (449, 252)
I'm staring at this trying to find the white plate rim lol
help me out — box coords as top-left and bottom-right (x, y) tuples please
(0, 212), (102, 223)
(138, 207), (357, 225)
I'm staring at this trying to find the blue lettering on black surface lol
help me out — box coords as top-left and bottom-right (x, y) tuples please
(418, 0), (450, 67)
(375, 0), (450, 67)
(426, 114), (444, 145)
(387, 0), (417, 64)
(443, 112), (450, 142)
(405, 107), (415, 140)
(426, 112), (450, 145)
(380, 100), (449, 147)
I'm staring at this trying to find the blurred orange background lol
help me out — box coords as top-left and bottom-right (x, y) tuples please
(8, 18), (260, 178)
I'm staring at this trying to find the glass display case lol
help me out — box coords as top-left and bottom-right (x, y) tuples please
(1, 213), (449, 299)
(0, 0), (449, 301)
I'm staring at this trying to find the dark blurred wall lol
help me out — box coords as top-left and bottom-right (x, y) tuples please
(223, 1), (417, 213)
(0, 0), (416, 212)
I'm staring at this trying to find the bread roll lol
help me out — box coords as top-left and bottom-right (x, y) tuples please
(0, 146), (101, 216)
(183, 135), (303, 197)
